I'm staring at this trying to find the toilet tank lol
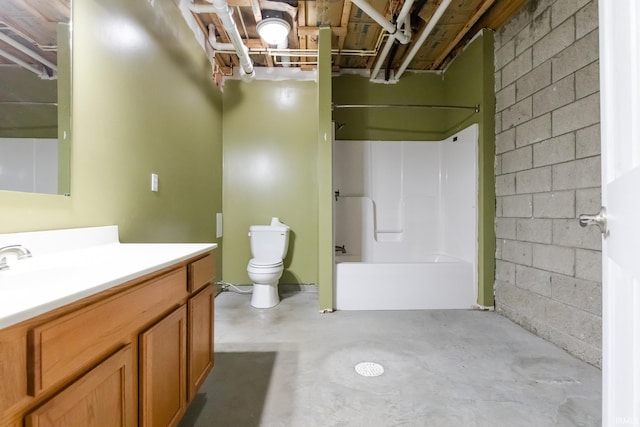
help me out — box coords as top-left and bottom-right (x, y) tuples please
(249, 217), (290, 260)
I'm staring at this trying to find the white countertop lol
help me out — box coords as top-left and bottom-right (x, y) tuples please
(0, 226), (216, 329)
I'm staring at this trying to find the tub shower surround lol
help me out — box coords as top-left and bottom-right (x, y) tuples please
(0, 137), (59, 194)
(334, 124), (478, 310)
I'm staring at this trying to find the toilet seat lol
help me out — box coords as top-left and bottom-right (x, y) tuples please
(248, 258), (283, 269)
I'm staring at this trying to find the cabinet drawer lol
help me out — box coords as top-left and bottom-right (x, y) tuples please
(188, 254), (215, 293)
(28, 267), (188, 395)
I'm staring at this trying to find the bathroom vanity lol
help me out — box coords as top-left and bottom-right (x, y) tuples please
(0, 226), (216, 426)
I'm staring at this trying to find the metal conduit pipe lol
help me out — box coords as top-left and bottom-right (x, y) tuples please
(368, 0), (413, 80)
(0, 32), (57, 73)
(394, 0), (452, 81)
(370, 36), (396, 80)
(189, 0), (255, 81)
(384, 38), (400, 80)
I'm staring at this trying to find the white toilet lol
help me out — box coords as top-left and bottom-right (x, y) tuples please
(247, 217), (290, 308)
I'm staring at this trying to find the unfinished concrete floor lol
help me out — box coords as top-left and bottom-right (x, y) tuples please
(180, 289), (601, 427)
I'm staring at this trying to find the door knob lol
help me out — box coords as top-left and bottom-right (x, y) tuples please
(579, 206), (607, 235)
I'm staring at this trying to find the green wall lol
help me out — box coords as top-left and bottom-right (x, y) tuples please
(222, 79), (318, 285)
(317, 27), (334, 310)
(445, 31), (496, 307)
(332, 72), (447, 141)
(0, 0), (223, 272)
(0, 0), (494, 309)
(330, 30), (496, 307)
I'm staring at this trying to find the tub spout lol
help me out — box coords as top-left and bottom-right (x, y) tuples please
(335, 245), (346, 254)
(0, 244), (32, 270)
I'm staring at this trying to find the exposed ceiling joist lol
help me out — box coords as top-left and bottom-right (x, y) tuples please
(6, 0), (530, 80)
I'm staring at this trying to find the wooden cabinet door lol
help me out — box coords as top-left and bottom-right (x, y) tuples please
(188, 284), (214, 399)
(139, 305), (187, 427)
(25, 345), (135, 427)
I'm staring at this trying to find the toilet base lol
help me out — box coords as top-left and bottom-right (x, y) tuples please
(251, 283), (280, 308)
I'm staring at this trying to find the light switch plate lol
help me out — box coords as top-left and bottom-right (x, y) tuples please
(151, 173), (158, 192)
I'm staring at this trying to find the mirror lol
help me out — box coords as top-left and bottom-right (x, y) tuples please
(0, 0), (71, 196)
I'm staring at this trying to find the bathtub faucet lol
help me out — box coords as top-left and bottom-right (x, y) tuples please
(335, 245), (346, 254)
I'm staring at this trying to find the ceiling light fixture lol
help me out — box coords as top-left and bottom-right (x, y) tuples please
(256, 12), (290, 45)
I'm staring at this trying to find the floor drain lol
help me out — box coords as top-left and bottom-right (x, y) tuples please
(355, 362), (384, 377)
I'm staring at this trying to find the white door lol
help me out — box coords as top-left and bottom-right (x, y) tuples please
(598, 1), (640, 425)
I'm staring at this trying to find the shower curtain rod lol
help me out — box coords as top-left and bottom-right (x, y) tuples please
(332, 103), (480, 113)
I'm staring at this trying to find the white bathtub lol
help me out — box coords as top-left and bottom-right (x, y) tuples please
(333, 126), (478, 311)
(335, 254), (476, 310)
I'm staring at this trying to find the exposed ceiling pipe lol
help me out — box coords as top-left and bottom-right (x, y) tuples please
(0, 48), (53, 79)
(0, 31), (57, 73)
(369, 0), (414, 81)
(208, 24), (234, 51)
(188, 0), (255, 81)
(351, 0), (411, 44)
(2, 22), (57, 52)
(277, 38), (291, 68)
(403, 14), (412, 40)
(209, 0), (255, 80)
(394, 0), (452, 81)
(187, 2), (216, 13)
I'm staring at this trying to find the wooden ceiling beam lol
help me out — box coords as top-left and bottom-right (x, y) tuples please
(190, 0), (253, 8)
(226, 0), (252, 7)
(334, 0), (353, 69)
(298, 26), (347, 38)
(185, 0), (531, 74)
(250, 0), (263, 23)
(430, 0), (497, 70)
(264, 49), (274, 67)
(477, 0), (529, 29)
(244, 38), (265, 48)
(47, 0), (70, 20)
(298, 26), (319, 36)
(298, 0), (308, 69)
(217, 64), (233, 75)
(189, 12), (237, 73)
(210, 14), (233, 44)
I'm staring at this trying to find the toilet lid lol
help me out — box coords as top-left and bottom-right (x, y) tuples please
(249, 258), (283, 268)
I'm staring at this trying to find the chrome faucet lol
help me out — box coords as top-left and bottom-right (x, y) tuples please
(335, 245), (347, 254)
(0, 245), (32, 270)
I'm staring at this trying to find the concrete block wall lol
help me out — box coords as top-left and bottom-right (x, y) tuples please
(494, 0), (601, 366)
